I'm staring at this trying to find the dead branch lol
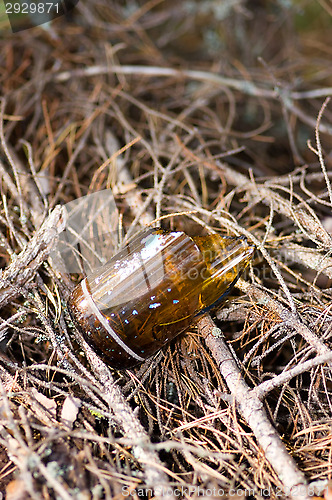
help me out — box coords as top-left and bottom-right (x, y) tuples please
(198, 314), (309, 500)
(0, 206), (65, 308)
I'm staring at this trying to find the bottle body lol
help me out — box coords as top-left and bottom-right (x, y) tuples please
(69, 228), (254, 369)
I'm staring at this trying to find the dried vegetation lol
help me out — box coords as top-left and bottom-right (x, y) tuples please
(0, 1), (332, 499)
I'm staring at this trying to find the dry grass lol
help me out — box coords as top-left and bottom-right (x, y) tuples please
(0, 1), (332, 499)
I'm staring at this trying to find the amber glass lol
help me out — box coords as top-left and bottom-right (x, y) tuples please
(69, 228), (254, 369)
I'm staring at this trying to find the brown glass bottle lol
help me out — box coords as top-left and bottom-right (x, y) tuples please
(68, 228), (254, 369)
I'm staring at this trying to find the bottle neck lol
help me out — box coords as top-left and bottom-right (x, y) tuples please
(193, 234), (254, 310)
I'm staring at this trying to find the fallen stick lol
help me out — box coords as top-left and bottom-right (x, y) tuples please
(198, 314), (310, 500)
